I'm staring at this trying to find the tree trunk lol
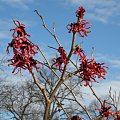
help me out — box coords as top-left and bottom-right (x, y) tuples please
(43, 102), (51, 120)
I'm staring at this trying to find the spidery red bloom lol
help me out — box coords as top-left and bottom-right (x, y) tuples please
(10, 20), (30, 40)
(25, 56), (44, 73)
(74, 47), (107, 86)
(114, 117), (120, 120)
(6, 39), (18, 54)
(67, 20), (91, 37)
(73, 45), (86, 60)
(8, 49), (43, 75)
(52, 47), (67, 72)
(111, 111), (120, 120)
(96, 100), (114, 118)
(76, 6), (86, 20)
(17, 40), (39, 56)
(57, 47), (67, 59)
(8, 50), (27, 74)
(114, 115), (120, 120)
(67, 6), (91, 37)
(79, 58), (107, 86)
(7, 20), (43, 74)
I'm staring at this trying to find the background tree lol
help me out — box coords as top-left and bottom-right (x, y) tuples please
(0, 68), (84, 120)
(0, 80), (44, 120)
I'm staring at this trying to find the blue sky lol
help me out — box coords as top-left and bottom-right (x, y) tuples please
(0, 0), (120, 102)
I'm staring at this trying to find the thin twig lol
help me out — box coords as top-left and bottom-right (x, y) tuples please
(34, 10), (62, 47)
(30, 70), (49, 103)
(63, 83), (92, 120)
(55, 96), (69, 118)
(88, 84), (102, 106)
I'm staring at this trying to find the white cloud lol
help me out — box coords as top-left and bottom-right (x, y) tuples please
(0, 20), (12, 47)
(0, 0), (34, 9)
(109, 59), (120, 68)
(95, 53), (120, 69)
(81, 80), (120, 105)
(94, 81), (120, 96)
(66, 0), (120, 24)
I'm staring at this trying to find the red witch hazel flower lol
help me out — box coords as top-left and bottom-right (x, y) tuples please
(57, 46), (67, 59)
(67, 6), (91, 37)
(17, 40), (39, 56)
(73, 45), (86, 60)
(7, 38), (39, 56)
(25, 56), (44, 73)
(79, 58), (107, 86)
(6, 39), (18, 54)
(96, 100), (114, 118)
(10, 20), (30, 40)
(75, 47), (107, 86)
(114, 114), (120, 120)
(68, 116), (84, 120)
(114, 116), (120, 120)
(76, 6), (86, 20)
(7, 20), (43, 74)
(8, 51), (27, 74)
(66, 20), (91, 37)
(8, 49), (43, 75)
(52, 47), (67, 72)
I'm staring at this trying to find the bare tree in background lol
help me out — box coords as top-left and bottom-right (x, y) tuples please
(0, 80), (43, 120)
(0, 69), (83, 120)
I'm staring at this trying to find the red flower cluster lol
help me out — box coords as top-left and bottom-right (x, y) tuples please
(67, 20), (91, 37)
(79, 58), (107, 86)
(73, 45), (107, 86)
(76, 6), (86, 20)
(67, 6), (91, 37)
(10, 20), (30, 39)
(96, 100), (114, 118)
(73, 45), (86, 60)
(68, 116), (83, 120)
(7, 20), (42, 74)
(52, 47), (67, 71)
(114, 116), (120, 120)
(114, 113), (120, 120)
